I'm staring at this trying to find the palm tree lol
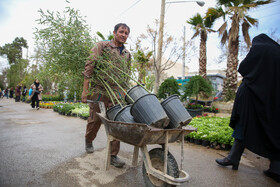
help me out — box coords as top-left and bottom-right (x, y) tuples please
(206, 0), (272, 98)
(187, 13), (216, 79)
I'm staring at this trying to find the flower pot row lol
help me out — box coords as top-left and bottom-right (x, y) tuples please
(52, 103), (89, 120)
(185, 137), (231, 150)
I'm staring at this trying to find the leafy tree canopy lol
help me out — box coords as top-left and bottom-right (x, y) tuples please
(183, 75), (213, 103)
(0, 37), (28, 64)
(34, 5), (95, 96)
(34, 6), (94, 78)
(157, 77), (180, 99)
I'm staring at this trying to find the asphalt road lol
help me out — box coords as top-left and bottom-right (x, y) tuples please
(0, 98), (278, 187)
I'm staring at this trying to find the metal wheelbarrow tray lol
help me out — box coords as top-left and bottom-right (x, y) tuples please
(96, 112), (196, 186)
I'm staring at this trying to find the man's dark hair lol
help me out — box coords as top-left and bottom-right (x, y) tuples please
(114, 23), (130, 34)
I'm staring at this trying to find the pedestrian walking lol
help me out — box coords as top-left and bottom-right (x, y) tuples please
(29, 79), (43, 110)
(21, 86), (27, 102)
(215, 34), (280, 183)
(4, 88), (9, 99)
(9, 88), (14, 99)
(15, 85), (21, 102)
(81, 23), (131, 168)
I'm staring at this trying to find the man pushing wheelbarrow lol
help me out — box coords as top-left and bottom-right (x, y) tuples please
(81, 23), (131, 168)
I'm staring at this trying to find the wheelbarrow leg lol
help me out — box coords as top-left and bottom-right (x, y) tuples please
(164, 131), (169, 175)
(141, 146), (152, 174)
(132, 146), (139, 166)
(105, 135), (113, 170)
(180, 132), (184, 170)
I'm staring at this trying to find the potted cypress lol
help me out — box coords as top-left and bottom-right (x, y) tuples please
(183, 75), (213, 117)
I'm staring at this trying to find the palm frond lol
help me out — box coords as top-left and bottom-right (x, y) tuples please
(221, 30), (228, 46)
(187, 13), (203, 26)
(191, 30), (200, 39)
(245, 15), (258, 27)
(204, 16), (216, 28)
(254, 0), (274, 6)
(217, 0), (234, 7)
(218, 22), (227, 36)
(242, 20), (251, 48)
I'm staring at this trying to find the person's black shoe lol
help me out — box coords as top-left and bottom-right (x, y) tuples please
(85, 140), (94, 153)
(216, 157), (239, 170)
(110, 155), (125, 168)
(263, 169), (280, 183)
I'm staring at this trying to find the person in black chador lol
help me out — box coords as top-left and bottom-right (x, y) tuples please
(216, 34), (280, 183)
(29, 79), (43, 110)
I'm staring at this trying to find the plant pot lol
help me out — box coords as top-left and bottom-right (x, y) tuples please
(184, 136), (190, 142)
(202, 140), (210, 147)
(106, 104), (122, 120)
(114, 105), (136, 123)
(161, 95), (192, 129)
(189, 138), (195, 143)
(186, 108), (203, 117)
(130, 94), (169, 128)
(59, 111), (65, 115)
(125, 85), (149, 104)
(194, 139), (202, 145)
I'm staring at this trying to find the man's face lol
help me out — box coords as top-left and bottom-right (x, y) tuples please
(114, 26), (129, 44)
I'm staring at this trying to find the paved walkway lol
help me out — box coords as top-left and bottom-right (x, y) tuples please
(0, 98), (278, 187)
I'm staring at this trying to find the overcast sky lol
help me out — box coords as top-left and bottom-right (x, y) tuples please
(1, 0), (280, 72)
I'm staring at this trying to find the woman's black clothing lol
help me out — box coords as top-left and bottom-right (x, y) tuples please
(31, 82), (41, 108)
(31, 93), (39, 108)
(229, 34), (280, 160)
(9, 90), (14, 98)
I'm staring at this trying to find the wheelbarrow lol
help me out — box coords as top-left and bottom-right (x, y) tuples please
(88, 100), (196, 186)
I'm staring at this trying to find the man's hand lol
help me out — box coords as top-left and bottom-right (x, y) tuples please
(81, 90), (88, 103)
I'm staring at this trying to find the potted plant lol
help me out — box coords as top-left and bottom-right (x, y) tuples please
(183, 75), (213, 117)
(203, 105), (219, 113)
(157, 77), (180, 100)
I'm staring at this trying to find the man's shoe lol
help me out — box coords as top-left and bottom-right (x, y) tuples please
(110, 155), (125, 168)
(263, 169), (280, 183)
(37, 107), (40, 110)
(216, 157), (239, 170)
(85, 140), (94, 153)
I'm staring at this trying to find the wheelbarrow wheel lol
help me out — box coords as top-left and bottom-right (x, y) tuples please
(142, 148), (179, 187)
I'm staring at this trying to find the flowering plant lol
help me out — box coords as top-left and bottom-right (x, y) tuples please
(203, 105), (219, 113)
(186, 103), (204, 109)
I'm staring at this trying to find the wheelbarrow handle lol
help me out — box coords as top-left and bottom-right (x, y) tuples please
(86, 100), (106, 114)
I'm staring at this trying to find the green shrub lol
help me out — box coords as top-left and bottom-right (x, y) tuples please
(186, 117), (233, 145)
(157, 77), (180, 99)
(183, 75), (213, 103)
(42, 94), (63, 101)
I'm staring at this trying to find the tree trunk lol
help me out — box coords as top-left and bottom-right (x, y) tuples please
(199, 31), (207, 79)
(154, 68), (161, 94)
(223, 14), (239, 100)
